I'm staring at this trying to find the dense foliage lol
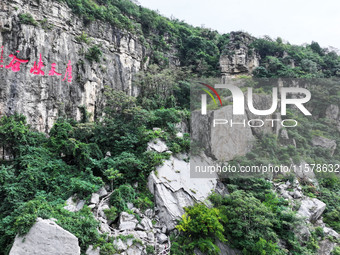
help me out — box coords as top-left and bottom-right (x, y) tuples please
(251, 37), (340, 78)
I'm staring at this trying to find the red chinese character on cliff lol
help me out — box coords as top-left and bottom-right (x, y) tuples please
(62, 60), (72, 83)
(5, 51), (29, 72)
(48, 63), (62, 76)
(30, 54), (45, 75)
(0, 46), (4, 68)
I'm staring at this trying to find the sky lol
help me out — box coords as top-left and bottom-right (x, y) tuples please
(137, 0), (340, 50)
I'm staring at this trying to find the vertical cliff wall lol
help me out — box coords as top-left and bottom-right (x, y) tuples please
(0, 0), (147, 132)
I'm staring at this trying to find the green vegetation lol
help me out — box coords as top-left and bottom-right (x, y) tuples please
(251, 37), (340, 78)
(85, 45), (103, 63)
(172, 203), (226, 255)
(76, 32), (92, 44)
(18, 13), (38, 26)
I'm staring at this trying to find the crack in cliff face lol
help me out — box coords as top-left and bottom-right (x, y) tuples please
(0, 0), (147, 132)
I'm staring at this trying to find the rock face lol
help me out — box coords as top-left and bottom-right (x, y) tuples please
(325, 104), (340, 131)
(220, 31), (260, 77)
(245, 93), (281, 136)
(312, 136), (337, 156)
(192, 105), (255, 161)
(9, 218), (81, 255)
(0, 0), (146, 132)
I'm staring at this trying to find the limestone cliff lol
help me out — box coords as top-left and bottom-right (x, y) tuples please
(0, 0), (146, 132)
(220, 31), (260, 78)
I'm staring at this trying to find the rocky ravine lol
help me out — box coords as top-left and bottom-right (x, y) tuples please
(0, 0), (147, 133)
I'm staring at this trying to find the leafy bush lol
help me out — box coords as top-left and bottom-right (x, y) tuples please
(85, 45), (102, 63)
(18, 13), (38, 26)
(172, 203), (226, 255)
(109, 184), (136, 212)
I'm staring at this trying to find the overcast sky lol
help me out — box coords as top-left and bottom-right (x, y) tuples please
(138, 0), (340, 49)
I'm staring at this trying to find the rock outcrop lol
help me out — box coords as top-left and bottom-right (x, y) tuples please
(220, 31), (260, 78)
(0, 0), (146, 132)
(9, 218), (81, 255)
(275, 179), (339, 255)
(192, 105), (255, 161)
(148, 152), (219, 230)
(312, 136), (337, 156)
(325, 104), (340, 131)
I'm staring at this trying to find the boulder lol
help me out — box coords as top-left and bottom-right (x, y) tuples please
(97, 187), (108, 197)
(113, 239), (128, 251)
(140, 217), (153, 231)
(318, 239), (337, 255)
(148, 154), (219, 230)
(297, 197), (326, 222)
(157, 233), (168, 244)
(119, 212), (138, 231)
(9, 218), (80, 255)
(86, 245), (100, 255)
(64, 195), (85, 212)
(126, 245), (143, 255)
(90, 193), (100, 205)
(147, 138), (168, 153)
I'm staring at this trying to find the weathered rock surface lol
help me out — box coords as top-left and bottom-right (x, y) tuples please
(85, 245), (100, 255)
(9, 218), (80, 255)
(298, 197), (326, 223)
(147, 138), (169, 153)
(64, 195), (85, 212)
(148, 153), (219, 230)
(119, 212), (138, 231)
(312, 136), (337, 156)
(0, 0), (147, 132)
(220, 31), (260, 77)
(317, 227), (339, 255)
(325, 104), (340, 131)
(192, 105), (255, 161)
(275, 179), (339, 254)
(245, 93), (282, 136)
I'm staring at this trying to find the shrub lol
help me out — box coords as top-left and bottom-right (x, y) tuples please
(172, 203), (226, 255)
(18, 13), (38, 26)
(109, 184), (136, 212)
(85, 45), (102, 63)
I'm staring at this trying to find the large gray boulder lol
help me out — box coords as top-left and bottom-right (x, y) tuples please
(119, 212), (138, 231)
(148, 154), (218, 230)
(9, 218), (80, 255)
(297, 197), (326, 222)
